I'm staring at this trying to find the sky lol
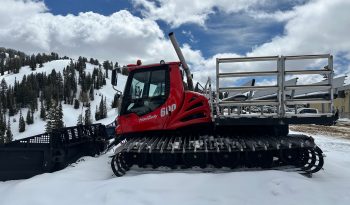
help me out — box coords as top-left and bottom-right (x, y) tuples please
(0, 0), (349, 85)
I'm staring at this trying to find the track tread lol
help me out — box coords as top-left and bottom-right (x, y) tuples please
(111, 135), (324, 177)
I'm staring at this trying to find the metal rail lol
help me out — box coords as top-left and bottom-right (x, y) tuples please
(219, 100), (279, 106)
(215, 54), (335, 118)
(218, 56), (279, 63)
(218, 71), (278, 78)
(219, 85), (278, 92)
(285, 85), (331, 91)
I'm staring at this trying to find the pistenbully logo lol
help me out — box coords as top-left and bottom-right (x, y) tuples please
(139, 115), (158, 122)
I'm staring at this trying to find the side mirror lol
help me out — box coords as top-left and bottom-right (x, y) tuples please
(117, 96), (123, 114)
(111, 69), (117, 86)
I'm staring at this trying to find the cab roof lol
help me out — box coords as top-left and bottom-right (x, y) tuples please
(127, 61), (180, 72)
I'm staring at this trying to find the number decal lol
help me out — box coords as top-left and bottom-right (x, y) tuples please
(161, 108), (166, 117)
(160, 104), (177, 117)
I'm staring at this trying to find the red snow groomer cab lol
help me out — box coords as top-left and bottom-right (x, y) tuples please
(116, 61), (211, 135)
(110, 32), (338, 177)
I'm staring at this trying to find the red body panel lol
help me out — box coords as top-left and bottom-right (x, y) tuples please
(116, 62), (212, 135)
(165, 91), (211, 129)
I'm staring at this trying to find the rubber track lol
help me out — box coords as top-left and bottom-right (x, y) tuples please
(111, 134), (324, 177)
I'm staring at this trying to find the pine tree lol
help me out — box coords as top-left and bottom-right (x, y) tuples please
(46, 100), (64, 132)
(0, 78), (7, 93)
(31, 104), (35, 123)
(46, 100), (55, 132)
(40, 100), (46, 120)
(7, 87), (16, 116)
(84, 104), (92, 125)
(0, 110), (5, 144)
(0, 79), (8, 112)
(103, 60), (110, 78)
(103, 96), (107, 118)
(26, 109), (33, 124)
(0, 130), (4, 144)
(102, 74), (106, 86)
(95, 105), (100, 121)
(79, 90), (89, 105)
(5, 118), (13, 142)
(77, 114), (83, 125)
(29, 54), (36, 71)
(36, 53), (43, 68)
(89, 58), (95, 65)
(111, 93), (120, 108)
(89, 85), (94, 101)
(55, 102), (64, 129)
(96, 96), (108, 120)
(19, 110), (25, 132)
(98, 96), (104, 118)
(0, 58), (4, 76)
(74, 99), (80, 109)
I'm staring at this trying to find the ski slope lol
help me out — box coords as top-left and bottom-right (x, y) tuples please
(0, 132), (350, 205)
(0, 60), (127, 140)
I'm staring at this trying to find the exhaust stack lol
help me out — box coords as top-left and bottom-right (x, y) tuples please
(168, 32), (194, 91)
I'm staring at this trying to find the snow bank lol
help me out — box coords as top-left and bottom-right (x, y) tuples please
(338, 118), (350, 123)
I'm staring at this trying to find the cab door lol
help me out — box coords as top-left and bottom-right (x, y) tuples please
(118, 65), (170, 134)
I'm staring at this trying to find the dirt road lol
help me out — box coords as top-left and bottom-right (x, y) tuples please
(290, 119), (350, 139)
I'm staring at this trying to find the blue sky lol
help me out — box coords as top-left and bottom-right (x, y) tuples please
(44, 0), (132, 16)
(42, 0), (294, 58)
(0, 0), (349, 84)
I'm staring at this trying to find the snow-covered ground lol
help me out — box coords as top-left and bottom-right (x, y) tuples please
(0, 132), (350, 205)
(0, 60), (127, 140)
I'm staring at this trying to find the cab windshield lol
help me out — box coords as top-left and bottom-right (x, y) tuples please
(121, 66), (169, 116)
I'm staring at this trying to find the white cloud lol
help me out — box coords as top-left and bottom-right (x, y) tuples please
(0, 0), (47, 26)
(247, 0), (350, 85)
(0, 0), (180, 65)
(132, 0), (265, 28)
(249, 0), (350, 57)
(182, 30), (197, 43)
(190, 0), (350, 86)
(249, 9), (298, 22)
(1, 0), (349, 88)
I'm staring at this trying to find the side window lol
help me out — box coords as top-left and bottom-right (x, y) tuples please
(149, 70), (165, 97)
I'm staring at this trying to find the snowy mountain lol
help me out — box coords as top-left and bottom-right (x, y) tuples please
(0, 59), (127, 140)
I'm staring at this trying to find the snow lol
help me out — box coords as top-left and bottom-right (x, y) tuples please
(0, 60), (71, 84)
(339, 118), (350, 123)
(0, 60), (127, 140)
(1, 133), (350, 205)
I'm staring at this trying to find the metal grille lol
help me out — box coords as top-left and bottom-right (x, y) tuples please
(19, 133), (51, 144)
(215, 54), (334, 118)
